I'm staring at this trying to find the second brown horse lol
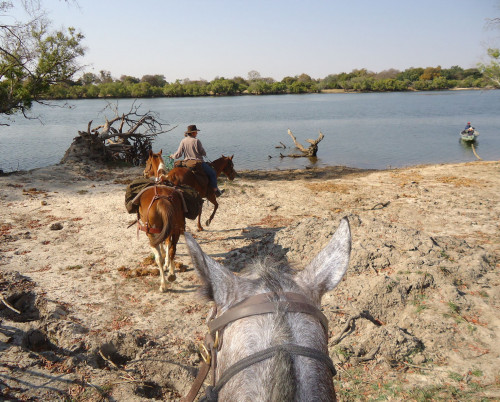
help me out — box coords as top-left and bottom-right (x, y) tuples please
(137, 184), (185, 292)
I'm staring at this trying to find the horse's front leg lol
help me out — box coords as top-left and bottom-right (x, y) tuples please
(164, 239), (176, 282)
(150, 244), (168, 292)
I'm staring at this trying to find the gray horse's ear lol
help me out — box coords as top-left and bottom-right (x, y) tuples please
(184, 232), (237, 307)
(296, 218), (351, 304)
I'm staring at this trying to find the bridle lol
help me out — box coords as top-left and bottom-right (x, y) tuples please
(145, 156), (167, 182)
(181, 292), (336, 402)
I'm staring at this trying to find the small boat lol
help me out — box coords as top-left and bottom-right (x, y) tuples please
(460, 129), (479, 142)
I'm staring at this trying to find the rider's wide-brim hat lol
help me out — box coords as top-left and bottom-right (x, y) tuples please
(185, 124), (200, 134)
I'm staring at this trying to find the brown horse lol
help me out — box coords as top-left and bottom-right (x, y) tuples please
(144, 150), (236, 231)
(136, 184), (185, 292)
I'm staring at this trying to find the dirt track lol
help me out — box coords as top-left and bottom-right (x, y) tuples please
(1, 160), (499, 400)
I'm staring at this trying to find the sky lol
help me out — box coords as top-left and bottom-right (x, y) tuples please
(18, 0), (500, 82)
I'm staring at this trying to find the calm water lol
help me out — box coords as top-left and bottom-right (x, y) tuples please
(1, 90), (499, 172)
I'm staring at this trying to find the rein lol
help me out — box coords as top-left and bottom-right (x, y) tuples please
(181, 292), (336, 402)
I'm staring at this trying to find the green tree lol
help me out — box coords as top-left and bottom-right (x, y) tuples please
(129, 82), (153, 97)
(163, 81), (184, 97)
(141, 74), (167, 87)
(0, 1), (85, 122)
(420, 66), (442, 80)
(120, 75), (140, 85)
(441, 65), (465, 80)
(271, 81), (287, 94)
(79, 72), (99, 85)
(397, 67), (424, 82)
(98, 81), (128, 97)
(297, 73), (313, 83)
(209, 78), (240, 95)
(478, 48), (500, 87)
(97, 70), (113, 83)
(247, 80), (271, 94)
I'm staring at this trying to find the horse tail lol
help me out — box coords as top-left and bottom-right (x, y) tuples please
(151, 198), (173, 247)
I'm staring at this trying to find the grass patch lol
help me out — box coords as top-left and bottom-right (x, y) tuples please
(335, 364), (494, 401)
(65, 265), (83, 270)
(440, 250), (455, 262)
(435, 176), (480, 187)
(411, 294), (428, 313)
(305, 182), (352, 193)
(448, 371), (463, 381)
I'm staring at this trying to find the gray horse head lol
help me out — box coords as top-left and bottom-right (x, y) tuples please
(185, 218), (351, 401)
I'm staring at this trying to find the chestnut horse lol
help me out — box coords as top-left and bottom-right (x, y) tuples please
(143, 150), (236, 231)
(137, 184), (185, 292)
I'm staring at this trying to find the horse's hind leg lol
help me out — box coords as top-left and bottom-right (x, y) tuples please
(164, 240), (176, 282)
(205, 197), (218, 227)
(196, 204), (204, 231)
(151, 245), (168, 292)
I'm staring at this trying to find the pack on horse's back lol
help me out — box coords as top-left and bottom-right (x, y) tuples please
(125, 178), (202, 221)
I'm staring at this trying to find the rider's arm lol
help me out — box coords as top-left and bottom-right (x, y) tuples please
(170, 141), (185, 159)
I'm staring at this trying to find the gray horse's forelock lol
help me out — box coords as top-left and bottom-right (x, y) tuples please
(218, 260), (332, 400)
(240, 258), (298, 294)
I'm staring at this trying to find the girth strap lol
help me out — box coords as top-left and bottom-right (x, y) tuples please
(200, 344), (336, 402)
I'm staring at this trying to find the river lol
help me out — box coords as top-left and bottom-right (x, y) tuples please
(1, 90), (499, 172)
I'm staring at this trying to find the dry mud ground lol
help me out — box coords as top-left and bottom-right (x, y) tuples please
(0, 160), (499, 401)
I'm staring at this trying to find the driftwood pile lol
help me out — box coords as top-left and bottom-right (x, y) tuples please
(61, 102), (174, 166)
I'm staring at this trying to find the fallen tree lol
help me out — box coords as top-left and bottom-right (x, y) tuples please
(280, 129), (324, 158)
(61, 102), (175, 166)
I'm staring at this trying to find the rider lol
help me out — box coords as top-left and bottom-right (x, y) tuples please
(169, 125), (223, 197)
(464, 122), (474, 132)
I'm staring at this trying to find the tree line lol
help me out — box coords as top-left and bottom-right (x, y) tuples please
(44, 66), (493, 100)
(2, 1), (500, 124)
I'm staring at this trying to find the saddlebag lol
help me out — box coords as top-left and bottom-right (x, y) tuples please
(125, 178), (155, 214)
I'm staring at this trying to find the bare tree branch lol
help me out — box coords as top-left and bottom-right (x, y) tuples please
(281, 129), (324, 158)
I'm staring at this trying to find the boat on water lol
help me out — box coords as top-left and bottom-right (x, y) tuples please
(460, 129), (479, 142)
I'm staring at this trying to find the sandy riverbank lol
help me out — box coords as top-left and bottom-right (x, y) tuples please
(1, 160), (499, 400)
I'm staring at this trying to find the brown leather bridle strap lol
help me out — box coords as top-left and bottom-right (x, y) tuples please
(208, 292), (329, 336)
(181, 292), (333, 402)
(201, 343), (336, 402)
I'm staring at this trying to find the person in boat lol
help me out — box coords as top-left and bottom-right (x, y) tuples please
(464, 122), (474, 133)
(169, 124), (223, 197)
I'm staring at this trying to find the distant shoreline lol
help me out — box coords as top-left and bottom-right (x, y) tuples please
(320, 87), (487, 94)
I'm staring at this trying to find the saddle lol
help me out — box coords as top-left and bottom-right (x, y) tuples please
(174, 160), (209, 190)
